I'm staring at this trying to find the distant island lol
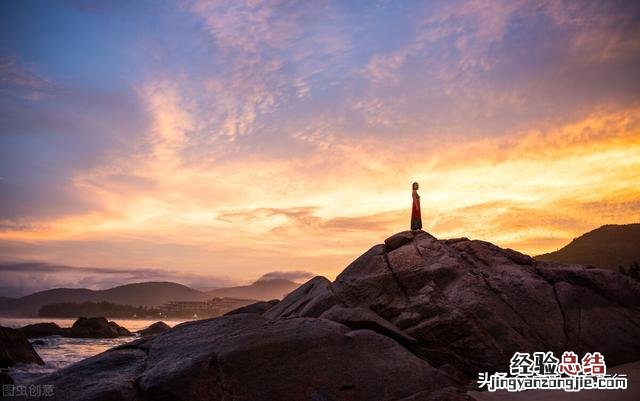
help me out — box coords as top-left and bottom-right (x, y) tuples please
(36, 298), (257, 319)
(37, 300), (162, 319)
(0, 278), (301, 317)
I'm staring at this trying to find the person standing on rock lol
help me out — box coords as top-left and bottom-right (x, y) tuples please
(411, 182), (422, 230)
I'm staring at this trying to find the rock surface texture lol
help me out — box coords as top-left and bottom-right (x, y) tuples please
(223, 299), (280, 316)
(0, 326), (44, 368)
(23, 231), (640, 401)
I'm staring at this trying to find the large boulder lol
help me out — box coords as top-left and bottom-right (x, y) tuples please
(0, 326), (44, 368)
(20, 322), (69, 338)
(265, 231), (640, 376)
(21, 230), (640, 400)
(70, 317), (133, 338)
(29, 314), (462, 401)
(29, 345), (147, 401)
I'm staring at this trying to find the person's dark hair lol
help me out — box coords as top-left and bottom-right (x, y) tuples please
(412, 182), (419, 190)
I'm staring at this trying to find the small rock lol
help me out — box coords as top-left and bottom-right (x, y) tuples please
(137, 321), (171, 337)
(108, 321), (133, 336)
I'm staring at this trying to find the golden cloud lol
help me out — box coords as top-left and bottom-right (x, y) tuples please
(1, 102), (638, 281)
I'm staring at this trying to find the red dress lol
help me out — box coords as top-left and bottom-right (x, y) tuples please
(411, 191), (422, 230)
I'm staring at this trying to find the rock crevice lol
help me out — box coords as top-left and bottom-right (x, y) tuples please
(551, 283), (570, 350)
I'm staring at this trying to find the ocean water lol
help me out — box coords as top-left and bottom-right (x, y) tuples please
(1, 317), (189, 383)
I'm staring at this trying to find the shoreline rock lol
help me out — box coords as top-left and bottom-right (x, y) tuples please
(0, 326), (44, 368)
(20, 322), (67, 338)
(136, 321), (171, 337)
(32, 315), (463, 401)
(20, 317), (133, 339)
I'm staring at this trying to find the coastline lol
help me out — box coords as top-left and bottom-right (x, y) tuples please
(1, 317), (189, 384)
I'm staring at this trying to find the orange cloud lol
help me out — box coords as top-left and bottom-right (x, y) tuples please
(1, 97), (638, 283)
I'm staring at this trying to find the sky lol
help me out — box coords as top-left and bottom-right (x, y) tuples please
(1, 0), (639, 296)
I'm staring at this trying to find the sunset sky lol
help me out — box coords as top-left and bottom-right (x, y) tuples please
(1, 0), (639, 296)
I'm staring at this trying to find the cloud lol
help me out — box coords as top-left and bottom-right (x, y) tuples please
(0, 58), (149, 221)
(1, 0), (639, 288)
(2, 106), (639, 271)
(216, 207), (317, 225)
(365, 0), (640, 84)
(257, 270), (314, 283)
(166, 0), (353, 146)
(358, 0), (640, 137)
(0, 261), (236, 297)
(215, 206), (404, 234)
(545, 0), (640, 64)
(0, 56), (55, 100)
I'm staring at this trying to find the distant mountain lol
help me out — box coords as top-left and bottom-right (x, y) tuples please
(0, 282), (205, 317)
(0, 279), (302, 317)
(205, 278), (300, 300)
(99, 282), (206, 306)
(535, 224), (640, 271)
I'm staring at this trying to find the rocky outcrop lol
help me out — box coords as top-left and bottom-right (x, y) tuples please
(71, 317), (133, 338)
(0, 326), (44, 368)
(265, 231), (640, 376)
(137, 321), (171, 337)
(20, 317), (133, 338)
(23, 230), (640, 401)
(20, 322), (67, 338)
(31, 315), (461, 401)
(223, 299), (279, 316)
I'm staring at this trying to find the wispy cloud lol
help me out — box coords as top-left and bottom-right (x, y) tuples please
(0, 56), (55, 100)
(3, 106), (637, 272)
(178, 0), (351, 143)
(1, 0), (638, 293)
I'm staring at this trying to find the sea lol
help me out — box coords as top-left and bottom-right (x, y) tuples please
(1, 317), (189, 383)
